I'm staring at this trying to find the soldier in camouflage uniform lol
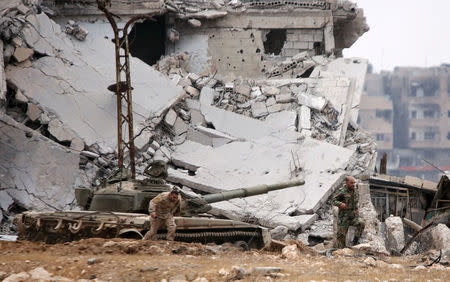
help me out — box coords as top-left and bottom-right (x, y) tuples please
(333, 176), (365, 248)
(143, 190), (180, 241)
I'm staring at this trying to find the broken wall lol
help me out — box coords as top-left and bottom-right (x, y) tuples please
(169, 10), (334, 79)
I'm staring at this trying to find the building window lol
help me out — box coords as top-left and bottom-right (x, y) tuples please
(424, 110), (435, 118)
(411, 110), (417, 119)
(376, 134), (384, 141)
(448, 110), (450, 118)
(447, 132), (450, 140)
(424, 132), (436, 140)
(411, 132), (416, 140)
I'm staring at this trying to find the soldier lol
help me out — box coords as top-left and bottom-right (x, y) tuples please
(143, 190), (180, 241)
(333, 176), (365, 248)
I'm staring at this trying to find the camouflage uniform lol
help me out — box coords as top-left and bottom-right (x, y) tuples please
(333, 184), (365, 248)
(143, 192), (180, 241)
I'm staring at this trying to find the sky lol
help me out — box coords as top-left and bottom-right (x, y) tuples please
(343, 0), (450, 73)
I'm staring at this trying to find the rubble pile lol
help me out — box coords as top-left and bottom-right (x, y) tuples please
(0, 0), (381, 252)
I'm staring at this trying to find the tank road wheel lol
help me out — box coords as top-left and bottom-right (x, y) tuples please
(233, 240), (249, 251)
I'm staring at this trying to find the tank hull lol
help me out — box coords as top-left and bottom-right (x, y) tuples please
(15, 211), (271, 249)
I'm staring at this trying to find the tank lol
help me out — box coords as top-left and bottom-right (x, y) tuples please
(14, 170), (304, 249)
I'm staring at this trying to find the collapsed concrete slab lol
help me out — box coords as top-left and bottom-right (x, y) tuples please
(0, 115), (80, 212)
(168, 99), (355, 230)
(5, 12), (185, 150)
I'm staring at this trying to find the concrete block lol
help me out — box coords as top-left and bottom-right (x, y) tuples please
(251, 102), (268, 118)
(13, 47), (34, 62)
(265, 97), (276, 107)
(164, 108), (178, 127)
(190, 109), (206, 126)
(275, 94), (292, 103)
(15, 90), (28, 103)
(297, 93), (326, 111)
(186, 99), (201, 111)
(186, 127), (213, 147)
(262, 86), (280, 96)
(265, 111), (297, 131)
(173, 117), (188, 136)
(70, 137), (84, 151)
(48, 119), (74, 142)
(297, 105), (311, 130)
(250, 86), (262, 98)
(235, 84), (251, 98)
(385, 216), (405, 253)
(267, 103), (284, 113)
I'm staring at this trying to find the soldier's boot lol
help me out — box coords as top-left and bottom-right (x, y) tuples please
(352, 218), (365, 245)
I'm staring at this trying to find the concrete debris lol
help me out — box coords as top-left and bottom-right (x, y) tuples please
(12, 47), (33, 62)
(0, 0), (377, 247)
(281, 245), (300, 260)
(270, 226), (289, 240)
(65, 20), (88, 41)
(385, 216), (405, 253)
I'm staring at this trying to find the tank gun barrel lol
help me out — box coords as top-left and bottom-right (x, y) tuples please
(202, 179), (305, 204)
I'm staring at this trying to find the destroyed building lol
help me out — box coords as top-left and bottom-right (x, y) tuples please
(0, 0), (386, 247)
(359, 65), (450, 182)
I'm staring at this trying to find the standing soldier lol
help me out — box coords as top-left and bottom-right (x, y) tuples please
(333, 176), (365, 248)
(143, 190), (180, 241)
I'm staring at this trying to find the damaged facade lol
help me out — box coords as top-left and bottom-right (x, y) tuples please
(0, 0), (389, 249)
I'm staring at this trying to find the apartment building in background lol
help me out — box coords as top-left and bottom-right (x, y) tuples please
(359, 65), (450, 181)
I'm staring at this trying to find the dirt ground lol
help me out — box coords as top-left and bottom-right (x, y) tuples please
(0, 238), (448, 282)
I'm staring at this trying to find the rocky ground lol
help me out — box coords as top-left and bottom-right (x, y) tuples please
(0, 238), (449, 281)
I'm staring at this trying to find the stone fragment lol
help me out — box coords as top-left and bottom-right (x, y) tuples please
(178, 77), (191, 87)
(164, 109), (178, 127)
(16, 4), (30, 15)
(235, 84), (251, 97)
(226, 266), (246, 280)
(189, 10), (228, 19)
(48, 119), (74, 142)
(280, 86), (291, 95)
(251, 102), (268, 118)
(173, 117), (188, 136)
(178, 109), (190, 121)
(187, 73), (200, 83)
(275, 94), (292, 103)
(15, 90), (28, 103)
(250, 86), (262, 98)
(270, 226), (288, 240)
(430, 224), (450, 253)
(150, 141), (160, 151)
(190, 110), (206, 126)
(0, 271), (7, 280)
(184, 85), (199, 97)
(159, 146), (172, 159)
(290, 84), (307, 94)
(196, 76), (211, 88)
(29, 267), (52, 280)
(297, 93), (326, 111)
(265, 97), (276, 107)
(11, 37), (23, 47)
(267, 103), (285, 113)
(262, 86), (280, 96)
(87, 258), (98, 265)
(281, 245), (299, 260)
(188, 19), (201, 27)
(265, 111), (297, 131)
(13, 47), (34, 62)
(26, 103), (41, 121)
(2, 272), (30, 282)
(297, 105), (311, 130)
(70, 137), (84, 151)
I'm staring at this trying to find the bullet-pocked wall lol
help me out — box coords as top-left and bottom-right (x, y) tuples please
(167, 10), (333, 79)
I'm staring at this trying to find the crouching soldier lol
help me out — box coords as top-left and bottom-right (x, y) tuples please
(143, 189), (180, 241)
(333, 176), (365, 248)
